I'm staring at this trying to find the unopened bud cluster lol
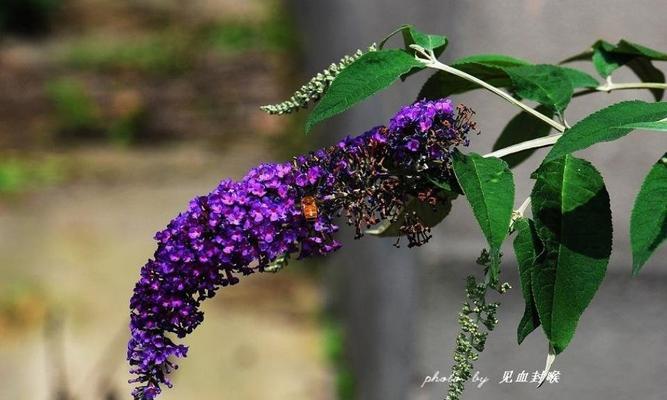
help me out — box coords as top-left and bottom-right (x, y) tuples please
(446, 251), (510, 400)
(260, 44), (377, 115)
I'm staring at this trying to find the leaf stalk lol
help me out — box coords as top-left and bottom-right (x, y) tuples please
(411, 45), (567, 133)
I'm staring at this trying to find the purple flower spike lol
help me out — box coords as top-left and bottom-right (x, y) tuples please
(127, 98), (478, 399)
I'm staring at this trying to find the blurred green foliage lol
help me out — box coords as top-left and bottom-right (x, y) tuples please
(0, 156), (64, 194)
(45, 78), (100, 134)
(64, 33), (193, 74)
(46, 78), (146, 145)
(107, 108), (146, 146)
(203, 8), (297, 54)
(0, 0), (60, 36)
(61, 5), (297, 75)
(323, 319), (356, 400)
(45, 78), (146, 145)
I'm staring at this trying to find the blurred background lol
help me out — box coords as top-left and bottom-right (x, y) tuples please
(0, 1), (665, 400)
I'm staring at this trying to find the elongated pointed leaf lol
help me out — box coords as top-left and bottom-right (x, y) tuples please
(567, 39), (667, 79)
(545, 101), (667, 162)
(513, 217), (543, 344)
(614, 39), (667, 61)
(504, 64), (574, 114)
(631, 153), (667, 275)
(493, 105), (554, 168)
(530, 155), (612, 354)
(305, 50), (423, 132)
(453, 152), (515, 275)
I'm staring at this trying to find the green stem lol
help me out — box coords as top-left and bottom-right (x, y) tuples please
(411, 45), (566, 133)
(412, 46), (667, 160)
(483, 133), (562, 159)
(603, 82), (667, 91)
(480, 81), (667, 159)
(378, 25), (409, 49)
(516, 196), (532, 216)
(574, 81), (667, 97)
(509, 196), (532, 233)
(411, 45), (566, 162)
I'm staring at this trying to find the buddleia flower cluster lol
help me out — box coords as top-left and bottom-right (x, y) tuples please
(127, 98), (478, 399)
(260, 44), (377, 115)
(446, 250), (511, 400)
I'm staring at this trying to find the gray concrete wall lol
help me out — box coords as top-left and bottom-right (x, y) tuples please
(289, 1), (667, 399)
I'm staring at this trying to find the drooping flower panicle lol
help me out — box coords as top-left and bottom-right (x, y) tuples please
(128, 98), (477, 399)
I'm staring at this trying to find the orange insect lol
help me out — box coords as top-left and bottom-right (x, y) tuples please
(300, 195), (319, 221)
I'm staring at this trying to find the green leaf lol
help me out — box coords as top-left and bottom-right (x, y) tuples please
(401, 26), (448, 57)
(560, 67), (599, 89)
(453, 54), (532, 67)
(570, 39), (667, 78)
(305, 50), (422, 132)
(504, 64), (574, 114)
(378, 25), (448, 57)
(560, 40), (662, 100)
(418, 54), (530, 99)
(626, 58), (665, 101)
(630, 153), (667, 275)
(530, 155), (612, 354)
(377, 25), (448, 82)
(452, 152), (515, 275)
(399, 26), (448, 81)
(493, 105), (554, 168)
(366, 192), (456, 237)
(592, 40), (628, 77)
(545, 101), (667, 162)
(614, 39), (667, 61)
(513, 217), (544, 344)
